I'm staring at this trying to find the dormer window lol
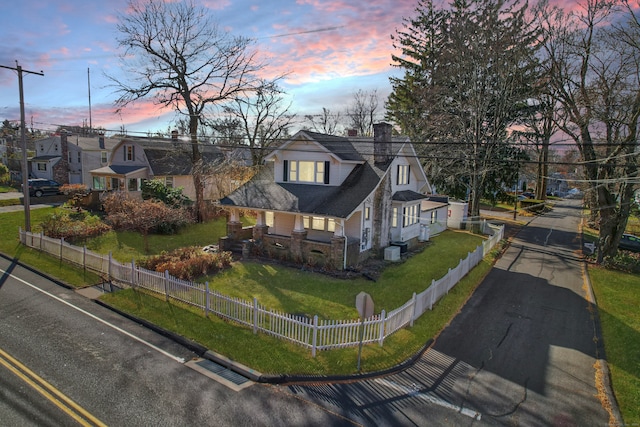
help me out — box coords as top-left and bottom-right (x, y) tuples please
(283, 160), (330, 184)
(124, 144), (135, 161)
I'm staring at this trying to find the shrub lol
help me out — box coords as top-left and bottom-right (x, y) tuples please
(40, 210), (111, 241)
(138, 246), (233, 280)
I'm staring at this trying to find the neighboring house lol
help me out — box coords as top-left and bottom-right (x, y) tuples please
(546, 172), (570, 196)
(30, 131), (119, 186)
(89, 136), (224, 200)
(218, 123), (448, 270)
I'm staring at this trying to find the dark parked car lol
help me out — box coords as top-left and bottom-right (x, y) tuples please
(619, 234), (640, 253)
(23, 179), (61, 197)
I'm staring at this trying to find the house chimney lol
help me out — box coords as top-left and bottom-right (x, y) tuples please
(98, 134), (105, 149)
(171, 130), (179, 139)
(373, 122), (392, 165)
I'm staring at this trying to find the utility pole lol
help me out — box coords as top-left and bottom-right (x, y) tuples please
(0, 61), (44, 232)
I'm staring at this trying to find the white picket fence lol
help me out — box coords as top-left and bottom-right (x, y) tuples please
(19, 225), (503, 356)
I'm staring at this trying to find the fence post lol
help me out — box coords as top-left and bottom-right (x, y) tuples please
(378, 309), (386, 346)
(131, 259), (136, 287)
(430, 279), (436, 309)
(108, 251), (112, 284)
(60, 237), (64, 260)
(253, 297), (258, 334)
(83, 246), (87, 272)
(410, 292), (417, 327)
(40, 231), (43, 250)
(164, 270), (170, 301)
(204, 282), (210, 316)
(312, 315), (319, 357)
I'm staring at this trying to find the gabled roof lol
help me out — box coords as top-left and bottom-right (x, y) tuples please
(116, 138), (224, 176)
(91, 165), (147, 176)
(300, 130), (365, 161)
(220, 128), (430, 219)
(219, 161), (381, 218)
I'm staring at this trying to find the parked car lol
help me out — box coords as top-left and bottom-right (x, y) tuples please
(23, 179), (61, 197)
(619, 234), (640, 253)
(522, 192), (535, 199)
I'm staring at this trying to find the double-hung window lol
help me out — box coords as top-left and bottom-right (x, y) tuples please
(397, 164), (410, 185)
(124, 145), (135, 162)
(403, 204), (420, 227)
(283, 160), (330, 184)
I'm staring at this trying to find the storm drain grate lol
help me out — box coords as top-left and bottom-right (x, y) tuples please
(195, 359), (251, 386)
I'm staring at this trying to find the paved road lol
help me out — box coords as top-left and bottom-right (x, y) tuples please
(283, 199), (613, 426)
(0, 257), (351, 426)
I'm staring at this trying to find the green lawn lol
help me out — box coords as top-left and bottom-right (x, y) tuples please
(589, 266), (640, 425)
(0, 207), (102, 286)
(198, 231), (483, 319)
(101, 231), (493, 375)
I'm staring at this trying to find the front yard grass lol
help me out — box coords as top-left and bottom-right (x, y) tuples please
(201, 231), (483, 319)
(101, 230), (489, 375)
(589, 266), (640, 425)
(0, 207), (102, 286)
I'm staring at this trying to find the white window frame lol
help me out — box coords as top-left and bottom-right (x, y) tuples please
(289, 161), (326, 184)
(124, 144), (135, 162)
(397, 164), (410, 185)
(403, 204), (420, 227)
(93, 176), (106, 190)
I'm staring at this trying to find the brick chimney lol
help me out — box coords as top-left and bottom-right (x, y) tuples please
(53, 130), (70, 184)
(373, 122), (392, 165)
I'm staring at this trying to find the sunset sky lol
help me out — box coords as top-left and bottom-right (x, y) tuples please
(0, 0), (576, 137)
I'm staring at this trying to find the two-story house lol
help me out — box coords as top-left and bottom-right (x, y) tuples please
(30, 131), (119, 186)
(219, 123), (447, 270)
(89, 136), (224, 200)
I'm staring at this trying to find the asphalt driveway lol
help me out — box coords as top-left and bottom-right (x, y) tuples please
(284, 199), (617, 426)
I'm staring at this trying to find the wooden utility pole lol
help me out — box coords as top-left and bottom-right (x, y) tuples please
(0, 62), (44, 231)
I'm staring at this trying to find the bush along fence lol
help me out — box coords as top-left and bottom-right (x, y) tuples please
(19, 225), (504, 357)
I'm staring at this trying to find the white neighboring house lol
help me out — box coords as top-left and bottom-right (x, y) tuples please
(219, 122), (448, 270)
(30, 131), (119, 186)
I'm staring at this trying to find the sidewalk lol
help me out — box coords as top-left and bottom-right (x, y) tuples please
(0, 191), (63, 213)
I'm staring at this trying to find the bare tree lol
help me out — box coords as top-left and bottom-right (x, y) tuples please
(536, 0), (640, 262)
(346, 89), (380, 136)
(304, 108), (343, 135)
(109, 0), (264, 221)
(221, 79), (295, 166)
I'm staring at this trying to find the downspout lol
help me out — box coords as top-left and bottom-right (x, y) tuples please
(342, 219), (347, 270)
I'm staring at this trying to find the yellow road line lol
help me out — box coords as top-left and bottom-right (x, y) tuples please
(0, 348), (107, 427)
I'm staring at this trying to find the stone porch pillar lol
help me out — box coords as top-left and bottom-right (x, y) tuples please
(330, 236), (346, 270)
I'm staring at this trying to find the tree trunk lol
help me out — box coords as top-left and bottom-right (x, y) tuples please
(189, 117), (206, 223)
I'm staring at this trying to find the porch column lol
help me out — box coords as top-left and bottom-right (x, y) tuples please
(293, 214), (305, 232)
(330, 235), (346, 271)
(291, 214), (307, 262)
(253, 211), (269, 241)
(227, 208), (243, 240)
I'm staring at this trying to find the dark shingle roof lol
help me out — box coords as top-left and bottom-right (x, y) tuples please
(141, 144), (223, 176)
(392, 190), (429, 202)
(299, 131), (364, 161)
(220, 162), (381, 218)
